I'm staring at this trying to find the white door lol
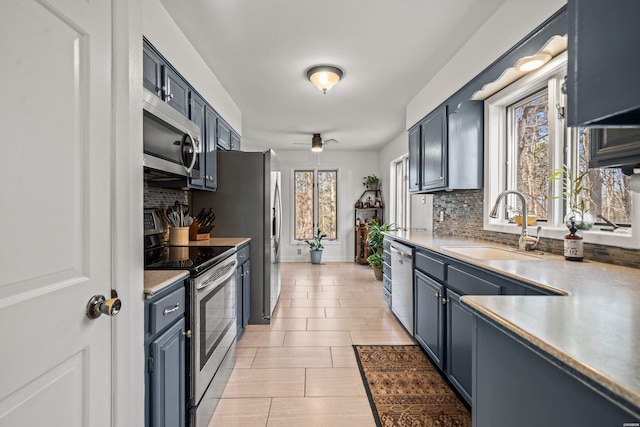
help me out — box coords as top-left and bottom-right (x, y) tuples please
(0, 0), (113, 426)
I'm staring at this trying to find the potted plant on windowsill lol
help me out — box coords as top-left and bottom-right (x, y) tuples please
(366, 220), (398, 280)
(305, 229), (327, 264)
(549, 165), (594, 230)
(363, 175), (380, 191)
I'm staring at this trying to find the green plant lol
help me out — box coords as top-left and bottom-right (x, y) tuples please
(362, 174), (380, 187)
(305, 229), (327, 251)
(366, 220), (398, 269)
(549, 165), (590, 214)
(366, 251), (384, 268)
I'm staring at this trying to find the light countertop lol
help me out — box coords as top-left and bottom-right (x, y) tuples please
(143, 237), (250, 298)
(144, 270), (189, 298)
(384, 230), (640, 416)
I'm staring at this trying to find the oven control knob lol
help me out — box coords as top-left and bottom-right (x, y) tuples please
(86, 291), (122, 319)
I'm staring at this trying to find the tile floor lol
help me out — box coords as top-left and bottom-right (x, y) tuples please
(208, 262), (414, 427)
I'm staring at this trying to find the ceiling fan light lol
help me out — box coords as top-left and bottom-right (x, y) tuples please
(311, 133), (323, 152)
(307, 65), (343, 94)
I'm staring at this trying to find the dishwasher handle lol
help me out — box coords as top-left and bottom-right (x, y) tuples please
(390, 245), (413, 262)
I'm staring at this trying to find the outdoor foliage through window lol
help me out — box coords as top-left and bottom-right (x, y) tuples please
(577, 128), (632, 224)
(508, 89), (549, 220)
(294, 170), (337, 240)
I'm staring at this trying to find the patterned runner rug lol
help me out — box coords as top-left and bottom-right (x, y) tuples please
(353, 345), (471, 427)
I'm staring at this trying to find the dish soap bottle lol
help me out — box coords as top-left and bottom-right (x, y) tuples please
(564, 220), (583, 262)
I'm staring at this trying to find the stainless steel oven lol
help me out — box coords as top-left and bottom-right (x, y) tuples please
(189, 253), (237, 425)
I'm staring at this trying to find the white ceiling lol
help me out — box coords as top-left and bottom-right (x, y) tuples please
(159, 0), (507, 151)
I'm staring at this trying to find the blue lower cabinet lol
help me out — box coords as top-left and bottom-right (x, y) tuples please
(149, 318), (186, 427)
(414, 270), (444, 368)
(445, 289), (472, 405)
(145, 280), (187, 427)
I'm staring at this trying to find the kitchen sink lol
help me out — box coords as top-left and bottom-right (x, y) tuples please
(441, 246), (543, 261)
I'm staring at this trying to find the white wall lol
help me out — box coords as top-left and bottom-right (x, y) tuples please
(142, 0), (242, 133)
(406, 0), (566, 128)
(276, 149), (380, 262)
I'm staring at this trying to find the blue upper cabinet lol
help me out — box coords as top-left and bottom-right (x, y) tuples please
(164, 67), (190, 118)
(230, 131), (241, 151)
(143, 45), (163, 96)
(189, 92), (207, 189)
(217, 119), (231, 151)
(420, 105), (447, 191)
(204, 107), (218, 190)
(567, 0), (640, 126)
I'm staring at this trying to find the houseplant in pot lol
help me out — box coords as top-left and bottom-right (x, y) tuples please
(366, 220), (398, 280)
(305, 228), (327, 264)
(549, 166), (594, 230)
(362, 174), (380, 191)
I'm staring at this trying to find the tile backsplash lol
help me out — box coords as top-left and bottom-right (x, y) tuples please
(144, 184), (189, 210)
(432, 190), (640, 268)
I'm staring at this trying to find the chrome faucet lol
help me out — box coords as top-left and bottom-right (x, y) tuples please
(489, 190), (541, 251)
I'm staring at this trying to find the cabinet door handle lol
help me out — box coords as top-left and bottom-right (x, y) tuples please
(163, 302), (180, 315)
(434, 292), (439, 299)
(441, 297), (448, 305)
(183, 329), (192, 338)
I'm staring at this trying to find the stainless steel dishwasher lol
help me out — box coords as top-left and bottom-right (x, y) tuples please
(390, 242), (413, 334)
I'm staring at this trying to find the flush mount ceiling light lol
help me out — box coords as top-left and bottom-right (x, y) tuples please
(307, 65), (344, 94)
(516, 52), (552, 72)
(311, 133), (323, 152)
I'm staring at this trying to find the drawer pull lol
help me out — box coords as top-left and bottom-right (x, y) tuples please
(163, 302), (180, 315)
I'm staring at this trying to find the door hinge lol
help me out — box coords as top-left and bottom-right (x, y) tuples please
(148, 355), (154, 374)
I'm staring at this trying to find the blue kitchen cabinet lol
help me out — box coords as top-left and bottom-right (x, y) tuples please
(408, 125), (421, 193)
(188, 92), (206, 189)
(235, 243), (251, 331)
(145, 280), (187, 427)
(142, 39), (189, 118)
(143, 42), (163, 97)
(445, 288), (472, 404)
(414, 270), (445, 369)
(420, 105), (447, 191)
(567, 0), (640, 127)
(230, 131), (241, 151)
(217, 119), (231, 151)
(164, 67), (190, 118)
(203, 107), (219, 191)
(472, 315), (636, 426)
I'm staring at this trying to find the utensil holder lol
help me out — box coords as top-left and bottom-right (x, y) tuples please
(169, 227), (189, 245)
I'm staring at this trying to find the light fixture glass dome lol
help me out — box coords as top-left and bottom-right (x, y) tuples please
(311, 133), (323, 152)
(516, 53), (552, 72)
(307, 65), (344, 94)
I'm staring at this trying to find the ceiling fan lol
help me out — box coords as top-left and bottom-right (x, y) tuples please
(292, 133), (339, 152)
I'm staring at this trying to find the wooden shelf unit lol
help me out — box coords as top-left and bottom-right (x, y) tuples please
(353, 189), (384, 264)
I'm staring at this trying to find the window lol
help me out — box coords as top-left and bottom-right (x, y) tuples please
(390, 155), (410, 229)
(485, 51), (638, 248)
(294, 169), (337, 240)
(507, 89), (550, 221)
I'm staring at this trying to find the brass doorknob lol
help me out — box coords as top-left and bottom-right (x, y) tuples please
(86, 291), (122, 319)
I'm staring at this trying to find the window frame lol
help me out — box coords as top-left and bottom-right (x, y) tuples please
(484, 51), (640, 249)
(291, 167), (340, 244)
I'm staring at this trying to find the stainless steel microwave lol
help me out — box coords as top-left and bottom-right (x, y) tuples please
(143, 88), (201, 178)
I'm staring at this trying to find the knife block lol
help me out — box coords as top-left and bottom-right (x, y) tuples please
(189, 221), (210, 241)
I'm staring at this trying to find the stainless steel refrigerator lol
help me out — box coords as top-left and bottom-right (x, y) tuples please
(192, 150), (282, 324)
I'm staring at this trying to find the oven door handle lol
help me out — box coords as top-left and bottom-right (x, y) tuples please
(196, 258), (238, 291)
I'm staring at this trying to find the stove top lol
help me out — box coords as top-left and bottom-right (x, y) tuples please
(144, 245), (236, 277)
